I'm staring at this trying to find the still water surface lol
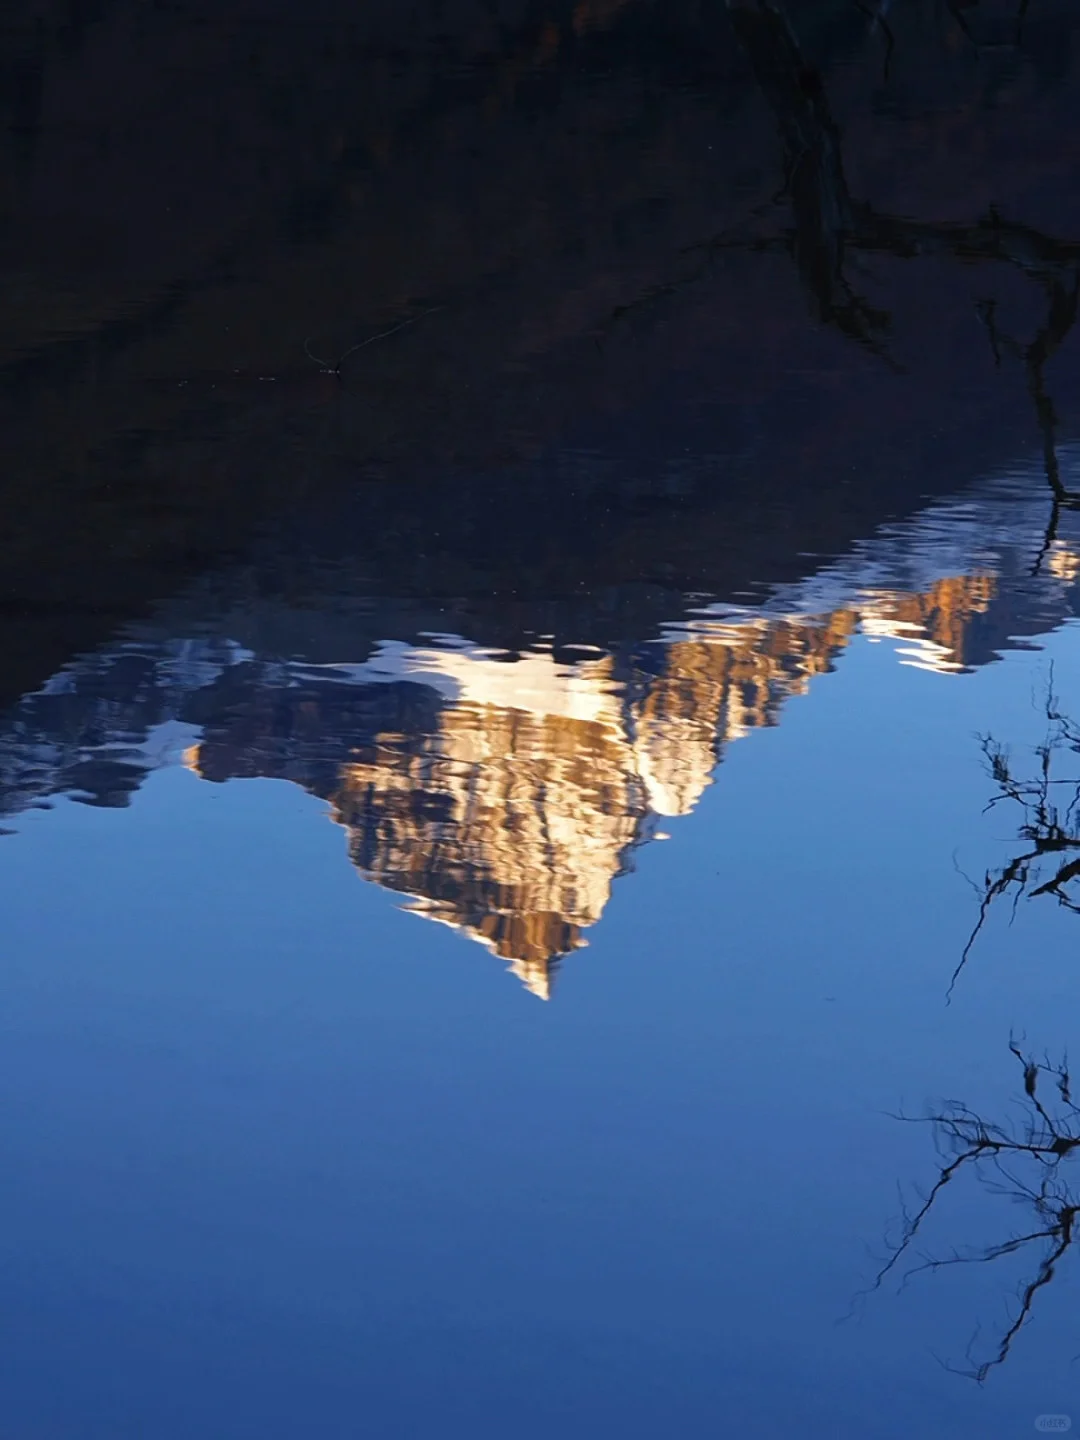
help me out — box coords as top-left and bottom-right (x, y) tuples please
(5, 1), (1080, 1435)
(5, 469), (1080, 1436)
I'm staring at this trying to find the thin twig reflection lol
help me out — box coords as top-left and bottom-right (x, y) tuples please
(872, 1041), (1079, 1381)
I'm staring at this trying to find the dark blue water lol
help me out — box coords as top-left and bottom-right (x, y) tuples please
(4, 2), (1080, 1435)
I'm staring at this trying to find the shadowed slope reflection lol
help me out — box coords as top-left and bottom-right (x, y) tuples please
(5, 465), (1080, 994)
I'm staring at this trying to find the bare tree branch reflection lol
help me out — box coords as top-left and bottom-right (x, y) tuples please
(755, 0), (1080, 537)
(718, 1), (1080, 364)
(872, 1041), (1080, 1381)
(977, 276), (1080, 573)
(852, 0), (896, 80)
(723, 0), (895, 359)
(612, 2), (1080, 557)
(953, 676), (1080, 993)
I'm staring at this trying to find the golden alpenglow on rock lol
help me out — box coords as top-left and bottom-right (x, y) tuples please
(176, 574), (995, 997)
(857, 575), (997, 672)
(335, 703), (644, 1002)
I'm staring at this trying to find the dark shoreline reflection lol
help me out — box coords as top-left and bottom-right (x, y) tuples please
(6, 0), (1080, 711)
(5, 463), (1080, 996)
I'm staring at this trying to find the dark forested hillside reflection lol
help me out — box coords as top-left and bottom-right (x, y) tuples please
(7, 0), (1080, 706)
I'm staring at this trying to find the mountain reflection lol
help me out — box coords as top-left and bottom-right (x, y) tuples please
(186, 618), (861, 998)
(4, 470), (1080, 994)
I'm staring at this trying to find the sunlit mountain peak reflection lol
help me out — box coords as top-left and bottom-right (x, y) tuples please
(5, 467), (1080, 994)
(173, 616), (872, 993)
(178, 585), (999, 992)
(1046, 541), (1080, 584)
(329, 690), (646, 1000)
(855, 576), (998, 673)
(313, 638), (625, 726)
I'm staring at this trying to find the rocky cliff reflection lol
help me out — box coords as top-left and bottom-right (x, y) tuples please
(5, 467), (1080, 995)
(186, 615), (864, 998)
